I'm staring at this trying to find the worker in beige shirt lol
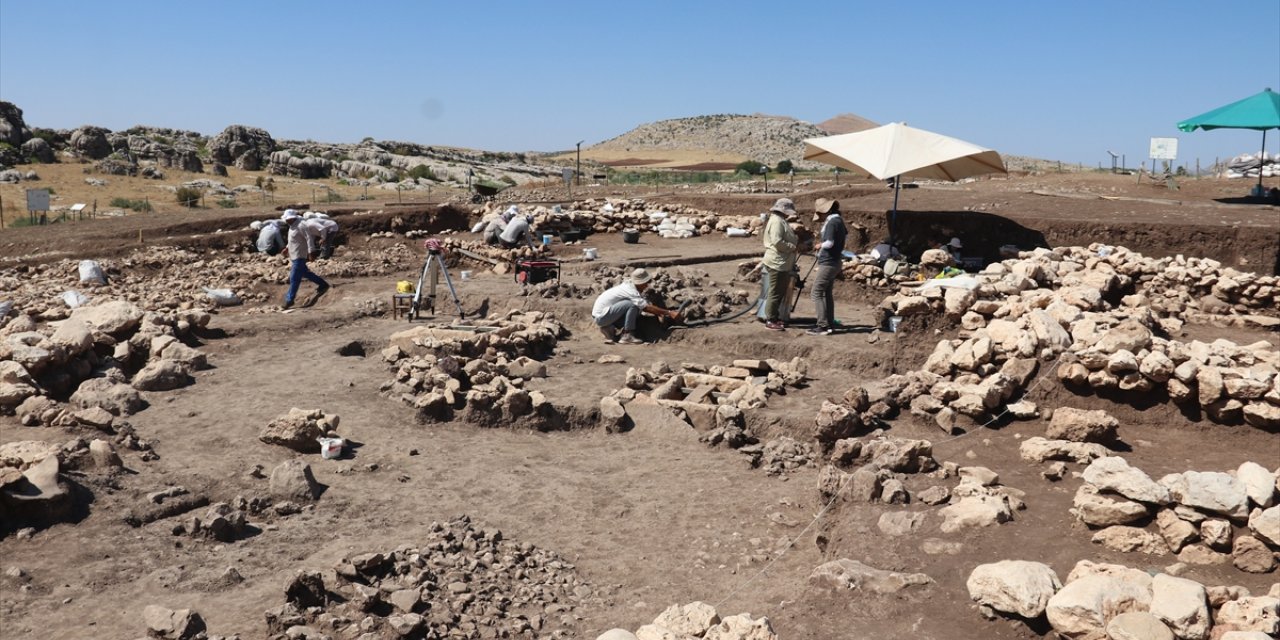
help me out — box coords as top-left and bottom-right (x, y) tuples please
(760, 198), (798, 331)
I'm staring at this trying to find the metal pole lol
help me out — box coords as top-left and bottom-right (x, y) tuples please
(1258, 130), (1267, 193)
(576, 141), (582, 186)
(0, 194), (4, 228)
(891, 175), (901, 245)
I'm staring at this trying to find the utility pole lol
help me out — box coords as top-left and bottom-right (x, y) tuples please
(576, 140), (584, 187)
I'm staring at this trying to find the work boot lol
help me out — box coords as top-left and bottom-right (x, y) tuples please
(618, 333), (643, 345)
(765, 320), (785, 331)
(599, 326), (617, 343)
(806, 325), (832, 336)
(316, 283), (331, 296)
(282, 299), (294, 310)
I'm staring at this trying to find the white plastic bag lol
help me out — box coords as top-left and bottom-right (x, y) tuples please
(78, 260), (107, 286)
(318, 437), (345, 460)
(61, 290), (89, 308)
(725, 227), (749, 237)
(203, 288), (242, 306)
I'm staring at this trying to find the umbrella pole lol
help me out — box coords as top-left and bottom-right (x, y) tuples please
(1259, 129), (1267, 193)
(890, 175), (901, 245)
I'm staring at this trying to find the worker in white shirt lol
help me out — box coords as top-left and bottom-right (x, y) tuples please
(252, 219), (286, 255)
(281, 210), (330, 309)
(499, 208), (536, 249)
(590, 268), (680, 345)
(483, 207), (516, 246)
(301, 215), (340, 258)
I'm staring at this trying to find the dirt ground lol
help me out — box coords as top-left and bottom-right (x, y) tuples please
(1, 172), (1278, 640)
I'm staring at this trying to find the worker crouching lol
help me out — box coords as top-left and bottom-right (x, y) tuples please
(591, 268), (681, 345)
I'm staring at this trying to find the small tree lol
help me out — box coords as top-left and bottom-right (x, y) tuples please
(735, 160), (765, 175)
(775, 159), (794, 174)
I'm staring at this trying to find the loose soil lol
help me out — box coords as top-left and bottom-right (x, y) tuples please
(1, 171), (1278, 640)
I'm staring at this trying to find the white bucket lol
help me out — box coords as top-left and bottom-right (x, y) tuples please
(584, 248), (598, 260)
(318, 437), (345, 460)
(460, 270), (473, 281)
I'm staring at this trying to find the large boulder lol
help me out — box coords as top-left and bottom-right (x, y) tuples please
(1046, 569), (1152, 637)
(940, 495), (1013, 532)
(0, 456), (74, 526)
(1149, 574), (1210, 640)
(68, 300), (143, 336)
(0, 100), (31, 146)
(651, 602), (720, 638)
(966, 560), (1061, 619)
(258, 408), (337, 453)
(142, 604), (206, 640)
(132, 360), (191, 392)
(1082, 456), (1171, 504)
(70, 125), (112, 159)
(1163, 471), (1251, 520)
(21, 138), (54, 163)
(1105, 612), (1174, 640)
(70, 377), (144, 416)
(703, 614), (778, 640)
(207, 125), (274, 170)
(1047, 408), (1118, 443)
(268, 459), (321, 502)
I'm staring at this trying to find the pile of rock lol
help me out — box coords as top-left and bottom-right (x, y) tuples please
(2, 298), (211, 419)
(438, 238), (553, 272)
(380, 312), (567, 428)
(967, 558), (1280, 638)
(870, 256), (1278, 430)
(816, 432), (1025, 533)
(604, 358), (807, 430)
(264, 514), (590, 639)
(516, 198), (763, 237)
(1057, 332), (1279, 429)
(1070, 455), (1280, 573)
(596, 601), (777, 640)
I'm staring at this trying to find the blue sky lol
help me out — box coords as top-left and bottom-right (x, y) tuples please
(2, 1), (1278, 167)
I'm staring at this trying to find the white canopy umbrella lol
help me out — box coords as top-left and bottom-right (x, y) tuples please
(803, 122), (1006, 241)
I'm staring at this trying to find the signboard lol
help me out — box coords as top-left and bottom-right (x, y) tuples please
(26, 188), (50, 212)
(562, 168), (574, 187)
(1149, 137), (1178, 160)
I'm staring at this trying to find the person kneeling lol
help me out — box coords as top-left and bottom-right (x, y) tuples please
(591, 268), (679, 345)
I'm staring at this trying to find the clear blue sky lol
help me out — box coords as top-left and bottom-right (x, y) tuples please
(2, 1), (1278, 168)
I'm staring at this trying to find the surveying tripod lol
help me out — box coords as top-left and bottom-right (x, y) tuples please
(408, 239), (466, 321)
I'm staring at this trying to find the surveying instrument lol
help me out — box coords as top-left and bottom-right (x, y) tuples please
(408, 238), (465, 321)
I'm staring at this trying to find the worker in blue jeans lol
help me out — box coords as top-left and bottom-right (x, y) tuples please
(281, 209), (329, 309)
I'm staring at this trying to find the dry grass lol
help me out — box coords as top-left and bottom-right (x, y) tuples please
(0, 162), (468, 228)
(549, 146), (750, 169)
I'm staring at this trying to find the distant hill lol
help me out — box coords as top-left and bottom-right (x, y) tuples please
(586, 113), (831, 169)
(816, 113), (879, 135)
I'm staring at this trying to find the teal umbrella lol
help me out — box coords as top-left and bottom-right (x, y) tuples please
(1177, 88), (1280, 193)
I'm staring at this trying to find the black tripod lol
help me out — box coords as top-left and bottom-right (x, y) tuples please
(409, 245), (465, 321)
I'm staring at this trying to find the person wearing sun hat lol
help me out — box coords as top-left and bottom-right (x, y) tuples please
(808, 197), (847, 336)
(280, 209), (330, 309)
(590, 267), (681, 345)
(760, 198), (799, 331)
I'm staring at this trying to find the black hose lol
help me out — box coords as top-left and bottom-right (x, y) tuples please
(675, 296), (763, 328)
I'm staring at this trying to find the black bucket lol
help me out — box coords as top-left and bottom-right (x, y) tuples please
(622, 229), (640, 244)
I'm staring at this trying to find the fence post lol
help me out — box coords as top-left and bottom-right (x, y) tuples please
(1, 194), (4, 228)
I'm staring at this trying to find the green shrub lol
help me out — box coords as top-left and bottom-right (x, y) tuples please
(216, 198), (238, 208)
(109, 197), (152, 212)
(407, 164), (436, 181)
(735, 160), (765, 175)
(175, 187), (201, 208)
(775, 159), (794, 174)
(500, 175), (516, 185)
(325, 190), (343, 203)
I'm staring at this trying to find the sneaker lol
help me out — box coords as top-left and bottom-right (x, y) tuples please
(316, 283), (331, 296)
(765, 321), (785, 331)
(618, 333), (644, 345)
(806, 326), (832, 336)
(282, 299), (294, 310)
(599, 326), (617, 343)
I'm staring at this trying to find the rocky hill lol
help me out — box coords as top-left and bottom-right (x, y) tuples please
(816, 112), (879, 135)
(590, 113), (831, 168)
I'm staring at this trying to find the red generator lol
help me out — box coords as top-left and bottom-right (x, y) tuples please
(514, 260), (560, 285)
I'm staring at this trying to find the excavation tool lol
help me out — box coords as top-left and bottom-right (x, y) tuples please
(790, 256), (819, 313)
(408, 238), (465, 321)
(514, 259), (560, 285)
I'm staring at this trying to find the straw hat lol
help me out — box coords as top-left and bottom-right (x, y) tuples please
(631, 268), (654, 285)
(815, 198), (838, 214)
